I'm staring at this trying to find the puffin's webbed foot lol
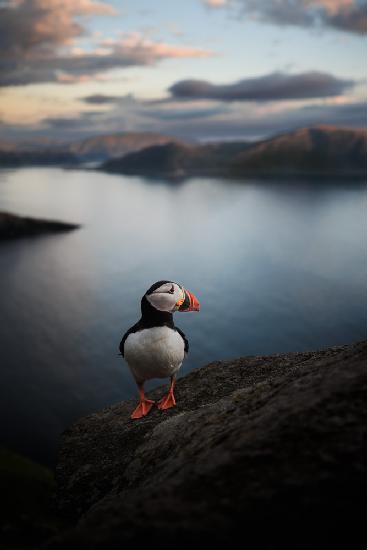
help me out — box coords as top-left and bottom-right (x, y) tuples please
(131, 383), (155, 419)
(157, 376), (176, 411)
(131, 398), (155, 419)
(157, 392), (176, 410)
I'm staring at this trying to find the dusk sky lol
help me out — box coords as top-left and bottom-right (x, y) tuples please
(1, 0), (366, 142)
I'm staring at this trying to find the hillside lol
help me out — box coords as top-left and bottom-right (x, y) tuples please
(232, 125), (367, 175)
(49, 339), (367, 549)
(2, 126), (367, 174)
(101, 126), (367, 178)
(103, 140), (250, 177)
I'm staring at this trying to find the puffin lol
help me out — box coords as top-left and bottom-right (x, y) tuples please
(119, 280), (200, 419)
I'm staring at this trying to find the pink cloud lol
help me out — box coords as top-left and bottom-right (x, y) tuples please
(0, 2), (213, 86)
(0, 0), (116, 57)
(106, 33), (212, 62)
(203, 0), (367, 33)
(204, 0), (230, 6)
(309, 1), (355, 14)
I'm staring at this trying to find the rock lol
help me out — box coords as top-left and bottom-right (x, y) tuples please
(52, 340), (367, 548)
(0, 212), (80, 240)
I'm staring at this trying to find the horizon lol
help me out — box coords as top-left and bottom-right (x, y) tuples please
(1, 122), (365, 149)
(0, 0), (366, 143)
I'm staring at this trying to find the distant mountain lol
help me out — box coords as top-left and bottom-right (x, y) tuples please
(102, 126), (367, 178)
(69, 132), (186, 162)
(0, 137), (74, 166)
(2, 126), (367, 175)
(0, 139), (18, 152)
(231, 126), (367, 176)
(102, 141), (250, 177)
(0, 132), (186, 166)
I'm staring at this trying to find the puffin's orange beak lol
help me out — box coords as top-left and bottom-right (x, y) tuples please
(178, 288), (200, 312)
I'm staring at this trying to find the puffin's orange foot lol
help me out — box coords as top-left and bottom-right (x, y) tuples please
(131, 399), (155, 419)
(158, 392), (176, 411)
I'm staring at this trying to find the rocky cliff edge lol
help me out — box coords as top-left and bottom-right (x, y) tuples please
(51, 340), (367, 548)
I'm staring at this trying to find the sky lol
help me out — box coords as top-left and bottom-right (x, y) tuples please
(0, 0), (366, 142)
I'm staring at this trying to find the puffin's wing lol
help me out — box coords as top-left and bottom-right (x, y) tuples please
(175, 327), (189, 354)
(119, 322), (141, 357)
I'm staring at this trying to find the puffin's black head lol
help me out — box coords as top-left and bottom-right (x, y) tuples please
(144, 280), (200, 313)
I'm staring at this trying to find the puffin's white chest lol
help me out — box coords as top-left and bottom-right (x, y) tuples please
(124, 326), (185, 383)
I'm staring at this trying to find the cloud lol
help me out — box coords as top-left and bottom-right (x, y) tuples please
(2, 93), (367, 143)
(328, 2), (367, 33)
(141, 99), (367, 141)
(204, 0), (230, 6)
(0, 2), (212, 86)
(203, 0), (367, 34)
(141, 105), (229, 121)
(81, 94), (122, 104)
(169, 72), (355, 102)
(100, 33), (211, 64)
(292, 99), (367, 128)
(79, 91), (229, 121)
(44, 117), (88, 130)
(0, 0), (115, 58)
(39, 91), (367, 141)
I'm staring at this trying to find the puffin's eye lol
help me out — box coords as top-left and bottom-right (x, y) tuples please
(167, 285), (175, 294)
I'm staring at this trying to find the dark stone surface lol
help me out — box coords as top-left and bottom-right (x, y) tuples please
(0, 212), (80, 240)
(52, 340), (367, 549)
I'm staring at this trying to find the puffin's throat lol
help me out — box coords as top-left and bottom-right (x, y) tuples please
(140, 296), (174, 328)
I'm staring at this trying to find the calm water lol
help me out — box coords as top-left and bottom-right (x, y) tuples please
(1, 167), (367, 464)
